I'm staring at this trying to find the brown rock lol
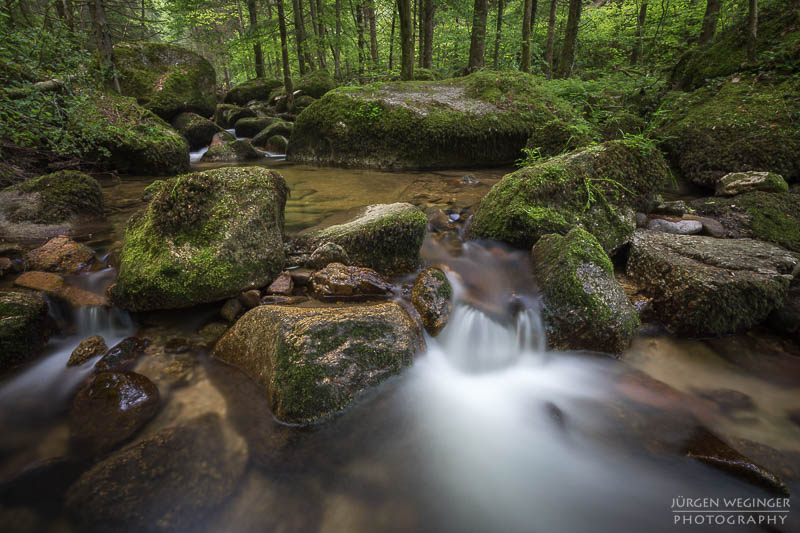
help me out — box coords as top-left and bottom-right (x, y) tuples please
(289, 267), (314, 287)
(267, 271), (293, 295)
(683, 214), (726, 238)
(56, 286), (107, 307)
(311, 263), (391, 298)
(14, 271), (64, 292)
(260, 295), (309, 305)
(25, 236), (94, 274)
(0, 257), (12, 278)
(67, 336), (108, 367)
(411, 267), (453, 336)
(94, 337), (149, 373)
(238, 289), (261, 309)
(70, 371), (160, 456)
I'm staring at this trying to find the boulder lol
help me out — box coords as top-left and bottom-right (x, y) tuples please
(716, 171), (789, 196)
(216, 105), (256, 129)
(14, 271), (65, 292)
(411, 267), (453, 336)
(0, 171), (103, 227)
(94, 337), (149, 373)
(287, 70), (590, 169)
(769, 285), (800, 335)
(295, 70), (336, 98)
(224, 78), (283, 105)
(625, 230), (799, 336)
(291, 94), (316, 113)
(111, 167), (287, 311)
(200, 140), (262, 163)
(0, 291), (51, 373)
(220, 298), (244, 324)
(308, 242), (350, 268)
(67, 336), (107, 367)
(65, 413), (248, 532)
(532, 228), (639, 353)
(264, 135), (288, 153)
(238, 289), (262, 309)
(25, 236), (95, 273)
(645, 218), (703, 235)
(311, 263), (391, 297)
(656, 78), (800, 187)
(210, 130), (236, 147)
(213, 302), (424, 423)
(471, 138), (668, 253)
(266, 271), (293, 296)
(690, 191), (800, 252)
(171, 112), (222, 150)
(234, 116), (279, 138)
(114, 42), (217, 120)
(252, 120), (293, 146)
(69, 371), (160, 456)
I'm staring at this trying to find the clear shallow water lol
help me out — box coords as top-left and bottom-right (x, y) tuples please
(1, 164), (798, 532)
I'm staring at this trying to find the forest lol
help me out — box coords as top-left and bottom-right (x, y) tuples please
(0, 0), (799, 531)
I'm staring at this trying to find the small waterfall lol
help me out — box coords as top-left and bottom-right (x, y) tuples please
(189, 146), (209, 163)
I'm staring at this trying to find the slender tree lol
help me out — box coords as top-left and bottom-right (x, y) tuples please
(397, 0), (414, 79)
(493, 0), (503, 68)
(422, 0), (434, 68)
(467, 0), (488, 70)
(747, 0), (757, 62)
(88, 0), (120, 93)
(367, 0), (379, 65)
(308, 0), (326, 69)
(521, 0), (533, 72)
(354, 0), (365, 73)
(389, 3), (397, 70)
(631, 0), (647, 64)
(247, 0), (265, 77)
(698, 0), (721, 46)
(275, 0), (293, 103)
(554, 0), (580, 78)
(544, 0), (557, 77)
(333, 0), (342, 78)
(292, 0), (307, 74)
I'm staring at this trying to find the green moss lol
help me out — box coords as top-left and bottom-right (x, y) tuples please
(172, 112), (221, 150)
(5, 170), (103, 223)
(234, 117), (278, 138)
(200, 140), (261, 162)
(296, 70), (336, 99)
(224, 78), (282, 105)
(0, 292), (49, 372)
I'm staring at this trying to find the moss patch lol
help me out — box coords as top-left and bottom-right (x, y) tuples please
(0, 291), (50, 372)
(224, 78), (282, 105)
(3, 170), (103, 224)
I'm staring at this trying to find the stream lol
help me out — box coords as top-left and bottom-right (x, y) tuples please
(0, 158), (798, 532)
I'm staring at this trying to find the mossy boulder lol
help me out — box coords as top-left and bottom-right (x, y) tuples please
(296, 70), (336, 98)
(287, 70), (590, 169)
(172, 112), (222, 150)
(110, 167), (288, 311)
(0, 291), (51, 373)
(74, 92), (189, 175)
(411, 267), (453, 336)
(625, 230), (799, 336)
(715, 171), (789, 196)
(291, 94), (316, 113)
(224, 78), (283, 105)
(212, 302), (424, 423)
(531, 228), (639, 354)
(252, 120), (293, 146)
(200, 140), (262, 163)
(690, 191), (800, 253)
(264, 135), (288, 153)
(234, 116), (279, 138)
(298, 203), (427, 274)
(114, 42), (217, 120)
(471, 138), (669, 253)
(0, 171), (103, 224)
(655, 78), (800, 187)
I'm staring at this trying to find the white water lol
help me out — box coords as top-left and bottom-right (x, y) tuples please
(189, 128), (286, 163)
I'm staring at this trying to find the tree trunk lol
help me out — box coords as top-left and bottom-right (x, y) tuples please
(467, 0), (488, 70)
(354, 0), (365, 74)
(493, 0), (503, 68)
(747, 0), (757, 62)
(631, 0), (647, 64)
(521, 0), (533, 72)
(554, 0), (580, 78)
(88, 0), (120, 93)
(367, 0), (379, 65)
(698, 0), (721, 46)
(389, 3), (397, 70)
(333, 0), (342, 78)
(276, 0), (294, 102)
(417, 0), (423, 66)
(422, 0), (434, 68)
(397, 0), (414, 80)
(247, 0), (265, 78)
(544, 0), (557, 78)
(292, 0), (307, 74)
(316, 0), (327, 68)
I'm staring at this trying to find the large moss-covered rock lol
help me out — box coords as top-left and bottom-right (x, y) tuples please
(690, 191), (800, 253)
(531, 228), (639, 354)
(215, 105), (256, 129)
(171, 112), (222, 150)
(65, 413), (247, 532)
(0, 171), (103, 225)
(287, 70), (590, 169)
(110, 167), (288, 311)
(298, 203), (427, 273)
(234, 116), (279, 138)
(252, 120), (293, 146)
(212, 302), (424, 423)
(296, 70), (336, 98)
(199, 140), (262, 163)
(0, 291), (50, 373)
(114, 42), (217, 120)
(224, 78), (283, 105)
(471, 138), (668, 253)
(656, 78), (800, 186)
(715, 171), (789, 196)
(625, 230), (799, 336)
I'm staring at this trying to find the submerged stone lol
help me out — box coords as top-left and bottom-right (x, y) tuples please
(68, 336), (108, 367)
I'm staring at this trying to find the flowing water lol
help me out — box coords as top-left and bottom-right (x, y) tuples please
(1, 160), (798, 532)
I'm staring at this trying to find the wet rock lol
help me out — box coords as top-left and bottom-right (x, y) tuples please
(25, 236), (95, 273)
(172, 112), (222, 150)
(197, 322), (228, 346)
(459, 174), (480, 185)
(0, 291), (51, 373)
(164, 337), (191, 354)
(411, 267), (453, 336)
(209, 130), (235, 147)
(213, 302), (424, 423)
(260, 295), (308, 305)
(95, 337), (149, 373)
(220, 298), (243, 324)
(652, 199), (688, 216)
(265, 272), (292, 296)
(0, 257), (12, 278)
(67, 336), (108, 367)
(70, 371), (160, 456)
(56, 285), (107, 307)
(114, 42), (217, 120)
(693, 388), (755, 416)
(66, 413), (248, 532)
(308, 242), (350, 269)
(252, 120), (293, 146)
(532, 228), (639, 354)
(216, 105), (256, 128)
(289, 268), (314, 287)
(234, 116), (279, 138)
(200, 139), (262, 162)
(263, 135), (288, 153)
(14, 271), (64, 292)
(645, 218), (703, 235)
(224, 78), (282, 105)
(471, 139), (667, 253)
(626, 230), (798, 336)
(715, 171), (789, 196)
(13, 274), (104, 308)
(111, 167), (287, 311)
(768, 285), (800, 335)
(685, 428), (789, 495)
(299, 203), (427, 274)
(425, 207), (455, 232)
(683, 214), (725, 238)
(311, 263), (391, 298)
(238, 289), (261, 309)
